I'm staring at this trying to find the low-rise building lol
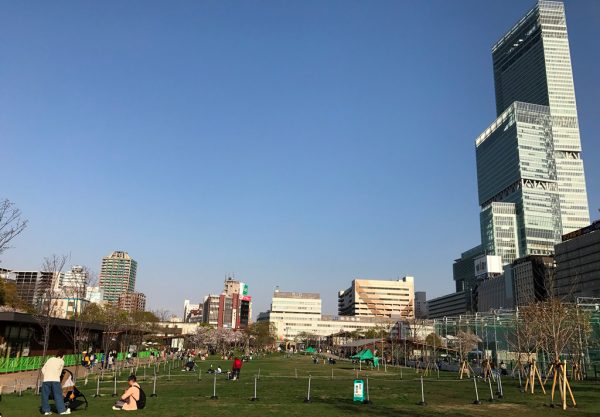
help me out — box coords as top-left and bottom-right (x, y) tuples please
(427, 291), (468, 319)
(117, 292), (146, 312)
(259, 289), (394, 341)
(512, 255), (554, 306)
(555, 220), (600, 301)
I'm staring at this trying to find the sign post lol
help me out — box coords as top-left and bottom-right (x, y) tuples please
(353, 380), (364, 402)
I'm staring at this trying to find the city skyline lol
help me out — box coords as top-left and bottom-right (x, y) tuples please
(1, 0), (599, 317)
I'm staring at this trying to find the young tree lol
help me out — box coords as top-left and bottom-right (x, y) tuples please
(0, 199), (28, 257)
(33, 254), (69, 357)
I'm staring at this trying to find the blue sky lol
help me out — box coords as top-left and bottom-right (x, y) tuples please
(1, 0), (598, 317)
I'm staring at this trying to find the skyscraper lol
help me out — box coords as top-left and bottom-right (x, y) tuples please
(99, 251), (137, 304)
(476, 0), (590, 264)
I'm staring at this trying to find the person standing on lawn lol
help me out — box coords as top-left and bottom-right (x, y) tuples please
(41, 351), (71, 415)
(232, 357), (243, 380)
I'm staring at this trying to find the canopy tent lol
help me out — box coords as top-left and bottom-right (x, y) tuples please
(350, 349), (379, 366)
(305, 347), (317, 353)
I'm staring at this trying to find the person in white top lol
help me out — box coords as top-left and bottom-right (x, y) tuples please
(41, 351), (71, 415)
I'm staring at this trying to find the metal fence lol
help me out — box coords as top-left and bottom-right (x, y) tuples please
(430, 305), (600, 379)
(0, 350), (157, 373)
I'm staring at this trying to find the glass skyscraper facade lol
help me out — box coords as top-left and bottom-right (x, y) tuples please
(476, 0), (589, 264)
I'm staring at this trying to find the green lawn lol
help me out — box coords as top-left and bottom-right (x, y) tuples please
(2, 354), (600, 416)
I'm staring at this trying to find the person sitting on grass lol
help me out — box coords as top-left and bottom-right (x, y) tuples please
(184, 359), (196, 372)
(112, 375), (143, 411)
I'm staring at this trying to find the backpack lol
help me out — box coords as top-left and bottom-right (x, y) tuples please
(136, 386), (146, 409)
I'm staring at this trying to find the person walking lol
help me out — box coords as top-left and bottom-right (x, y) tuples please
(41, 351), (71, 415)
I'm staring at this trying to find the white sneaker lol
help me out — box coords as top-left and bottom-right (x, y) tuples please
(112, 406), (122, 411)
(44, 413), (52, 416)
(60, 409), (71, 415)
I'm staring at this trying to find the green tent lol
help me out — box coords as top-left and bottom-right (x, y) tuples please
(350, 349), (379, 366)
(305, 347), (316, 353)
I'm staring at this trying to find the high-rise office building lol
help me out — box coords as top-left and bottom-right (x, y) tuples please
(338, 277), (414, 318)
(99, 251), (137, 304)
(476, 0), (589, 264)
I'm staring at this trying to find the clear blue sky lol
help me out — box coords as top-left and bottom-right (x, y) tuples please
(1, 0), (599, 317)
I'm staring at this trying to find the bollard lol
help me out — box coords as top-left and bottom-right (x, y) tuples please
(295, 368), (298, 379)
(497, 373), (504, 399)
(94, 376), (101, 398)
(518, 370), (522, 389)
(13, 379), (17, 394)
(331, 368), (334, 380)
(143, 366), (146, 381)
(384, 360), (387, 373)
(304, 375), (312, 403)
(18, 380), (22, 397)
(151, 375), (158, 397)
(210, 374), (218, 400)
(473, 376), (481, 405)
(168, 364), (171, 381)
(363, 377), (372, 404)
(258, 368), (261, 380)
(417, 375), (426, 406)
(251, 376), (259, 401)
(84, 374), (89, 386)
(198, 368), (201, 382)
(112, 374), (117, 397)
(400, 367), (403, 379)
(488, 377), (495, 402)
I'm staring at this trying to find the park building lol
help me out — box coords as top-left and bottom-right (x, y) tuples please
(117, 291), (147, 312)
(337, 277), (415, 319)
(99, 251), (137, 305)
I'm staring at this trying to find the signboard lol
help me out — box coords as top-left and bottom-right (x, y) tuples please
(242, 295), (252, 302)
(353, 380), (364, 402)
(242, 283), (249, 295)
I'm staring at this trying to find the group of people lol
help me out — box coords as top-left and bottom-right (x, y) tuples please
(204, 357), (244, 380)
(41, 351), (145, 414)
(80, 350), (120, 370)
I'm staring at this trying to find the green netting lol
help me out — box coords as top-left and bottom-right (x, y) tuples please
(0, 350), (158, 373)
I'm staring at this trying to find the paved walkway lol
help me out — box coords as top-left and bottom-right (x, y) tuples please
(0, 358), (164, 394)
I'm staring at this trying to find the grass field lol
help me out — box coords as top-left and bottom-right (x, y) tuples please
(2, 354), (600, 416)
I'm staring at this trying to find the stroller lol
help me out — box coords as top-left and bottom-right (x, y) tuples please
(60, 369), (88, 411)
